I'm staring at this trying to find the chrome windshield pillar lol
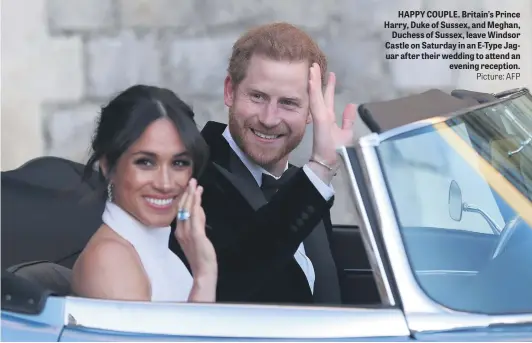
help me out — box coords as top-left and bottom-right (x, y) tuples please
(337, 145), (396, 306)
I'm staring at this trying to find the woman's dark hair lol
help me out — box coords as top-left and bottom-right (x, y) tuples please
(83, 84), (209, 189)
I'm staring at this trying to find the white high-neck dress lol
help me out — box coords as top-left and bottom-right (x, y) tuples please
(102, 201), (193, 302)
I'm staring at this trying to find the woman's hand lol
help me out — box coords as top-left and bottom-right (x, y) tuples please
(174, 178), (217, 301)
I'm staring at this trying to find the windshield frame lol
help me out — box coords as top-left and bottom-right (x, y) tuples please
(377, 87), (531, 143)
(350, 87), (532, 333)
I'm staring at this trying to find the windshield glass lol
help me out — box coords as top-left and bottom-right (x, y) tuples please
(377, 90), (532, 315)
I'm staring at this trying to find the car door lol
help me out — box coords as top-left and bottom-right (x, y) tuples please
(58, 296), (412, 341)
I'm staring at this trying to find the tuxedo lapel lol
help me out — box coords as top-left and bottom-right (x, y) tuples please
(228, 150), (267, 209)
(223, 148), (300, 210)
(212, 162), (266, 211)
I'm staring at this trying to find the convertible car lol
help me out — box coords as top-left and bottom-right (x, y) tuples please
(2, 87), (532, 341)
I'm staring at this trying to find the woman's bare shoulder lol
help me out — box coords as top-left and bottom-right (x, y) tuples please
(72, 226), (150, 301)
(86, 226), (136, 258)
(77, 226), (138, 268)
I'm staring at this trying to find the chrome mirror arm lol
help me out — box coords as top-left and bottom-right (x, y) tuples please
(462, 203), (502, 234)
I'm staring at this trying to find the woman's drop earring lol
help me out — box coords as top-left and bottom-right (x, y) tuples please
(107, 183), (114, 202)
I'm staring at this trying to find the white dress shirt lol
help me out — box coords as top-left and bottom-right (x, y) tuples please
(222, 128), (335, 293)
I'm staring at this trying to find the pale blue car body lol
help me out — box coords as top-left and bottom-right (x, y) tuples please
(3, 296), (531, 341)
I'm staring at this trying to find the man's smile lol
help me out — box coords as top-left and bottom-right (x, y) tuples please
(250, 128), (284, 140)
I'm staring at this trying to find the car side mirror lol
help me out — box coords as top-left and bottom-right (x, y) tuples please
(448, 180), (463, 221)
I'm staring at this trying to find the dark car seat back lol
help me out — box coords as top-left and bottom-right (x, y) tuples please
(7, 261), (73, 296)
(8, 156), (97, 190)
(1, 156), (106, 269)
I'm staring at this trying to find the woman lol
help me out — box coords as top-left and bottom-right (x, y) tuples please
(72, 85), (217, 302)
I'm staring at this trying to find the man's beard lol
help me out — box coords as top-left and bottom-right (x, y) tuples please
(228, 107), (304, 170)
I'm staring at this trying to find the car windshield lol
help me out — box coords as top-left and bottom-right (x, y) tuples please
(377, 90), (532, 315)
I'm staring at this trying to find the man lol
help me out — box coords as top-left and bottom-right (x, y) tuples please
(170, 22), (356, 304)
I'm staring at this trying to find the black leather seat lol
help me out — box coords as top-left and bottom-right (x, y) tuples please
(6, 261), (72, 296)
(1, 156), (106, 270)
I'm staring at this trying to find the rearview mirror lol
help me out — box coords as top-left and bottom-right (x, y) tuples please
(448, 180), (463, 221)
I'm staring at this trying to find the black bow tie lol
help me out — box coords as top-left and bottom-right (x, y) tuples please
(260, 172), (290, 201)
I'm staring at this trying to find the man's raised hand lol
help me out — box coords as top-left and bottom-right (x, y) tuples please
(308, 63), (357, 183)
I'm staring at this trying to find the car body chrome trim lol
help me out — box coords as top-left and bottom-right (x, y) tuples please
(338, 146), (396, 306)
(415, 270), (478, 276)
(343, 268), (373, 272)
(340, 268), (480, 277)
(356, 130), (532, 333)
(63, 297), (410, 339)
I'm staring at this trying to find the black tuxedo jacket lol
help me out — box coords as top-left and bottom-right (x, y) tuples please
(170, 121), (341, 304)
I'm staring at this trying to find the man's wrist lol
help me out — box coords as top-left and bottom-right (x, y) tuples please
(303, 164), (335, 200)
(306, 159), (338, 185)
(309, 157), (339, 175)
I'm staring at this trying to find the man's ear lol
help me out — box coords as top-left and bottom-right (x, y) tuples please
(306, 111), (313, 124)
(224, 75), (235, 107)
